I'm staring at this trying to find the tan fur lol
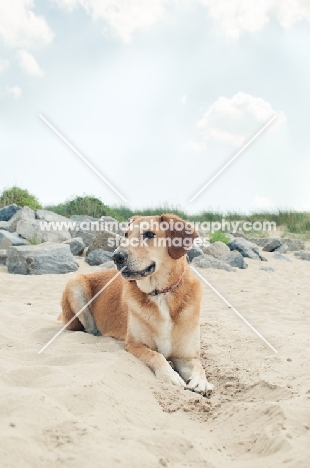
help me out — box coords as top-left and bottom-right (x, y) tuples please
(60, 214), (213, 395)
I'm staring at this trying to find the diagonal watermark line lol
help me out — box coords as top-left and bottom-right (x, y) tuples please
(38, 268), (125, 354)
(189, 114), (277, 203)
(39, 114), (128, 203)
(190, 266), (278, 354)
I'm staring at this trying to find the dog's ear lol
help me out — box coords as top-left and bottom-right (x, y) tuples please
(160, 213), (198, 260)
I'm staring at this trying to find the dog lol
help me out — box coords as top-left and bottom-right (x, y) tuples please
(60, 214), (213, 396)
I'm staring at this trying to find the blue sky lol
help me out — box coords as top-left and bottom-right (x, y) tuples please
(0, 0), (310, 213)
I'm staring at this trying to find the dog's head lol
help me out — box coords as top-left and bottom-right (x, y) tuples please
(112, 213), (198, 280)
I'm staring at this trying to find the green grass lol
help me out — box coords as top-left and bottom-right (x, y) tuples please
(3, 187), (309, 237)
(209, 232), (230, 244)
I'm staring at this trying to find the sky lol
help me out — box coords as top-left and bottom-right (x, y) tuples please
(0, 0), (310, 213)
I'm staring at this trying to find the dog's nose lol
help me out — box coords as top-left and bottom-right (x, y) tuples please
(112, 250), (128, 265)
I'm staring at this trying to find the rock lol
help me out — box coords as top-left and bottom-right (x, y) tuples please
(6, 243), (79, 275)
(0, 204), (21, 222)
(250, 238), (270, 248)
(225, 233), (235, 242)
(260, 266), (275, 272)
(7, 207), (35, 233)
(294, 250), (310, 261)
(72, 229), (95, 247)
(232, 232), (247, 239)
(275, 243), (288, 254)
(192, 254), (235, 272)
(220, 251), (248, 269)
(70, 215), (99, 223)
(87, 230), (122, 254)
(63, 237), (85, 256)
(0, 230), (29, 249)
(282, 239), (305, 252)
(35, 209), (72, 223)
(16, 218), (71, 243)
(227, 238), (266, 260)
(0, 221), (10, 230)
(100, 216), (123, 235)
(202, 241), (230, 259)
(0, 249), (7, 265)
(262, 239), (282, 252)
(100, 260), (116, 270)
(250, 237), (305, 252)
(274, 252), (291, 262)
(85, 249), (114, 266)
(187, 245), (204, 263)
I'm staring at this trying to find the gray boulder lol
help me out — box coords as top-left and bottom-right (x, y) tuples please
(232, 232), (247, 239)
(35, 209), (69, 222)
(72, 229), (95, 247)
(85, 249), (114, 266)
(282, 238), (305, 252)
(100, 260), (116, 270)
(100, 216), (123, 235)
(7, 206), (35, 233)
(227, 238), (266, 261)
(0, 221), (10, 230)
(0, 230), (28, 249)
(220, 251), (248, 269)
(274, 252), (291, 262)
(192, 254), (235, 272)
(87, 230), (122, 254)
(0, 204), (21, 221)
(294, 250), (310, 261)
(262, 239), (282, 252)
(63, 237), (86, 256)
(0, 249), (7, 265)
(202, 241), (230, 259)
(251, 237), (305, 252)
(16, 218), (71, 243)
(6, 243), (79, 275)
(187, 244), (204, 263)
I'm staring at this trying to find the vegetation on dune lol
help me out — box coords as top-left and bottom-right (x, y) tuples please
(1, 187), (309, 237)
(45, 195), (118, 220)
(209, 232), (230, 244)
(0, 186), (42, 210)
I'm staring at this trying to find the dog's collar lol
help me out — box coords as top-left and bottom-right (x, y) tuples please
(148, 274), (184, 297)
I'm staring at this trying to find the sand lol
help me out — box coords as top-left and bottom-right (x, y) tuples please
(0, 252), (310, 467)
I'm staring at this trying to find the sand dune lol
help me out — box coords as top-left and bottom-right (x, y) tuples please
(1, 253), (310, 467)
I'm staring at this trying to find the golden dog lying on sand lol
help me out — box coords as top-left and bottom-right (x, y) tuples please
(59, 214), (213, 396)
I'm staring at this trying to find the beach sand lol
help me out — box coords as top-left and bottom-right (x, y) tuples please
(0, 253), (310, 467)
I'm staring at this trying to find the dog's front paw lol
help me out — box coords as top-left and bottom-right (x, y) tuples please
(156, 368), (186, 388)
(186, 376), (214, 397)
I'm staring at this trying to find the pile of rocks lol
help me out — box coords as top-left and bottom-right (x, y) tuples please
(187, 233), (308, 271)
(0, 204), (121, 275)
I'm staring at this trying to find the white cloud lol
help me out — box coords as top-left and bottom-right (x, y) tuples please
(180, 94), (187, 105)
(53, 0), (168, 42)
(0, 58), (9, 73)
(196, 92), (286, 147)
(252, 196), (272, 209)
(0, 0), (53, 48)
(200, 0), (310, 38)
(17, 49), (44, 76)
(7, 86), (22, 98)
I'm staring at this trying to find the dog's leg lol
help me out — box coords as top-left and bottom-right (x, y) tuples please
(126, 341), (185, 387)
(61, 292), (85, 331)
(172, 358), (213, 396)
(61, 278), (100, 335)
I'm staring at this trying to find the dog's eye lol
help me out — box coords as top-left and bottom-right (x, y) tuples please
(124, 232), (128, 238)
(143, 231), (156, 240)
